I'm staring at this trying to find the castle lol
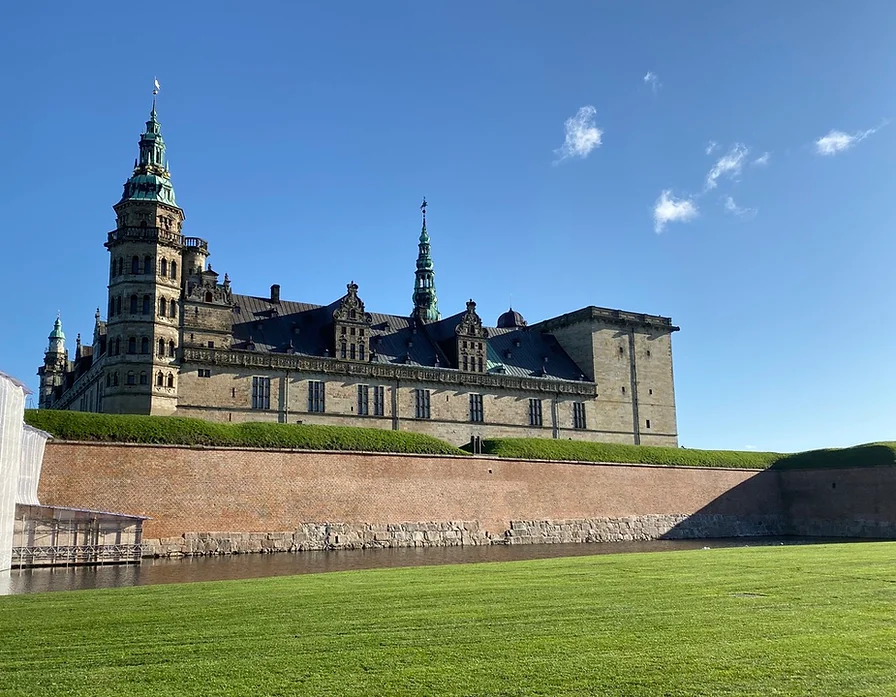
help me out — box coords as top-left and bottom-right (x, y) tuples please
(37, 99), (680, 446)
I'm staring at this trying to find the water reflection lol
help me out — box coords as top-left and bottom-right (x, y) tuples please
(2, 537), (850, 596)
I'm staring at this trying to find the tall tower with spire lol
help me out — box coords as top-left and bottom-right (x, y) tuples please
(411, 198), (440, 322)
(38, 316), (68, 409)
(102, 94), (186, 414)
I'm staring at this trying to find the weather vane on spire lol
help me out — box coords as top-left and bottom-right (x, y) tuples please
(420, 196), (427, 223)
(153, 77), (160, 96)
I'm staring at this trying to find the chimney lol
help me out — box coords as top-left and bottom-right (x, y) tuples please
(270, 284), (280, 303)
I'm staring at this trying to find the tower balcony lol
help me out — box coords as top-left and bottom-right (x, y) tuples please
(183, 237), (209, 251)
(105, 226), (185, 249)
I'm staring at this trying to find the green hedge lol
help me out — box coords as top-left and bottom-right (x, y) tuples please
(24, 410), (465, 455)
(468, 438), (896, 470)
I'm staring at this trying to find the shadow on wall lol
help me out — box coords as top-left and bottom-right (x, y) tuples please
(660, 470), (787, 540)
(664, 458), (896, 541)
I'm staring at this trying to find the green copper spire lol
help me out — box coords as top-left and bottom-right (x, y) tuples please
(120, 90), (177, 206)
(412, 197), (440, 322)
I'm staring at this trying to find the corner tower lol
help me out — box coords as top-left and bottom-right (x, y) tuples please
(37, 316), (68, 409)
(103, 97), (185, 414)
(411, 198), (440, 322)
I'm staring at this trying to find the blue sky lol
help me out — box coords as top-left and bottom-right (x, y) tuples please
(2, 1), (894, 452)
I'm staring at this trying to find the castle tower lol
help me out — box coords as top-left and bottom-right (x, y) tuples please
(38, 316), (68, 409)
(411, 198), (440, 322)
(102, 97), (185, 414)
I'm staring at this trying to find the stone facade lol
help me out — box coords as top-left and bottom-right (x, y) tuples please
(38, 101), (680, 447)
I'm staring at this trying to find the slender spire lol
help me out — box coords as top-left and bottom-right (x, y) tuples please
(412, 197), (440, 322)
(119, 80), (177, 206)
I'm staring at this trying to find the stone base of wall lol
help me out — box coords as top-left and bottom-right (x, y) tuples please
(142, 514), (792, 558)
(505, 514), (789, 544)
(789, 518), (896, 539)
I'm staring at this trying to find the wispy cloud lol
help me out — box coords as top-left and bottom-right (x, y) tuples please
(814, 123), (885, 155)
(705, 141), (717, 155)
(653, 190), (698, 233)
(752, 152), (771, 166)
(643, 71), (660, 94)
(723, 195), (757, 220)
(705, 143), (749, 191)
(554, 106), (603, 163)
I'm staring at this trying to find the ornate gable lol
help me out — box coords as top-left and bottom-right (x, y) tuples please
(333, 282), (373, 362)
(455, 299), (488, 373)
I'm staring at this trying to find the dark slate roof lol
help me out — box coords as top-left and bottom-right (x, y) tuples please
(229, 293), (588, 382)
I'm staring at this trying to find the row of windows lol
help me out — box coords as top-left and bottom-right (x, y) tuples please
(111, 255), (178, 280)
(104, 371), (175, 387)
(108, 294), (178, 319)
(243, 377), (592, 427)
(107, 336), (176, 357)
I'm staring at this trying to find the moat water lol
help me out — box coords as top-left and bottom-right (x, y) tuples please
(0, 537), (854, 596)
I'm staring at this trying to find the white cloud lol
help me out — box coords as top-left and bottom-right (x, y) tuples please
(554, 106), (603, 163)
(752, 152), (771, 166)
(653, 190), (698, 233)
(723, 195), (757, 220)
(705, 143), (749, 191)
(814, 124), (884, 155)
(705, 141), (717, 155)
(643, 71), (660, 94)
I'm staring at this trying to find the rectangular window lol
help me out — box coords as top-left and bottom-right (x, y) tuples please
(357, 384), (369, 416)
(251, 377), (271, 410)
(572, 402), (587, 430)
(469, 394), (484, 423)
(646, 419), (651, 429)
(373, 386), (385, 416)
(198, 369), (211, 378)
(308, 381), (325, 413)
(528, 398), (543, 426)
(414, 388), (431, 419)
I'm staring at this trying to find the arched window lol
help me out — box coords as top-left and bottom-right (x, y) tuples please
(115, 296), (121, 315)
(139, 372), (148, 385)
(112, 372), (119, 386)
(113, 338), (120, 355)
(111, 260), (117, 278)
(166, 373), (174, 388)
(105, 374), (111, 387)
(158, 339), (165, 356)
(159, 298), (167, 316)
(116, 258), (123, 276)
(129, 294), (138, 314)
(170, 260), (177, 279)
(140, 337), (149, 354)
(156, 372), (164, 387)
(169, 300), (177, 318)
(126, 371), (135, 385)
(131, 256), (139, 274)
(143, 256), (152, 274)
(205, 291), (213, 303)
(168, 340), (176, 357)
(160, 258), (168, 277)
(127, 337), (136, 354)
(142, 295), (150, 315)
(108, 298), (114, 317)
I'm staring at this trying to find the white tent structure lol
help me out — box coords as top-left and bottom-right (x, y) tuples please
(0, 372), (29, 571)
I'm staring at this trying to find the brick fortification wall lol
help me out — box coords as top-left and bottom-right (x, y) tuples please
(36, 442), (896, 556)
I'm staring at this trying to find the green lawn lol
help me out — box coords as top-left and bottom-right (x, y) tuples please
(2, 543), (895, 696)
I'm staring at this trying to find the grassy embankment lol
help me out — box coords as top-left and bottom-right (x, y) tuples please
(2, 542), (896, 696)
(469, 437), (896, 470)
(24, 409), (465, 455)
(25, 409), (896, 468)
